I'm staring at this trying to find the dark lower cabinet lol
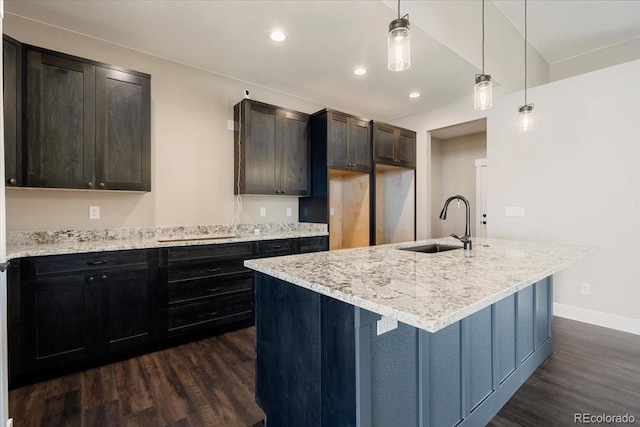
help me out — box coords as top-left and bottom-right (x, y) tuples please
(23, 273), (98, 371)
(98, 267), (158, 355)
(9, 236), (327, 386)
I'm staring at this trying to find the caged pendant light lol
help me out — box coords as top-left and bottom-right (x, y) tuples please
(474, 0), (492, 110)
(518, 0), (534, 132)
(388, 0), (410, 71)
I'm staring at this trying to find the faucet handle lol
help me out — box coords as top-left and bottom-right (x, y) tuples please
(450, 233), (463, 242)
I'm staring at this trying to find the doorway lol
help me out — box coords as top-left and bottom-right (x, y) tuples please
(429, 119), (487, 239)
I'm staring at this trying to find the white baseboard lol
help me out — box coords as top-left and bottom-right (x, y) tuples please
(554, 303), (640, 336)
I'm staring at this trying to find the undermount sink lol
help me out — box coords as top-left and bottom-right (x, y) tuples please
(399, 243), (462, 254)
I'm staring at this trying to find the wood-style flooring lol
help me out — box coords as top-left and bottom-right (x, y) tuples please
(10, 317), (640, 426)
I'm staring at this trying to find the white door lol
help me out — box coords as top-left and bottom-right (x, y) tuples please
(475, 159), (488, 238)
(0, 7), (10, 425)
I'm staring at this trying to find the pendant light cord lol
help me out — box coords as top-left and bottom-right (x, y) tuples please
(398, 0), (401, 19)
(524, 0), (528, 105)
(482, 0), (485, 74)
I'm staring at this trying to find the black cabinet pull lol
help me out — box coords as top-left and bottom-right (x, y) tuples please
(206, 287), (220, 293)
(87, 181), (94, 188)
(101, 274), (108, 280)
(281, 190), (285, 194)
(88, 276), (95, 282)
(99, 182), (105, 189)
(206, 268), (221, 273)
(8, 178), (16, 185)
(87, 260), (107, 266)
(271, 245), (282, 249)
(275, 190), (280, 194)
(207, 311), (220, 317)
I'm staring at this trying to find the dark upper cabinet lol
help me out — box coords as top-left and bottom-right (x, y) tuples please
(3, 35), (22, 187)
(22, 43), (151, 191)
(372, 121), (416, 169)
(326, 110), (371, 172)
(26, 48), (96, 189)
(96, 67), (151, 191)
(234, 99), (310, 196)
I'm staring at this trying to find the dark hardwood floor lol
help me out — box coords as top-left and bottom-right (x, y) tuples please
(10, 317), (640, 426)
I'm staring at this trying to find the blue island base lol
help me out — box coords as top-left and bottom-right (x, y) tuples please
(255, 274), (553, 427)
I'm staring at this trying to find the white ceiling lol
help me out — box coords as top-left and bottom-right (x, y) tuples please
(5, 1), (640, 121)
(494, 0), (640, 64)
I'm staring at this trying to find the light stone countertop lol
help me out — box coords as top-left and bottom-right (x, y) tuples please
(244, 237), (596, 333)
(6, 223), (327, 260)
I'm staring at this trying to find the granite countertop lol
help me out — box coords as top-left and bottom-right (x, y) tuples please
(6, 223), (328, 260)
(245, 237), (596, 333)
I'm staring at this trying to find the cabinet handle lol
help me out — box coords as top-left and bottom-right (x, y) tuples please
(8, 178), (16, 185)
(206, 287), (220, 293)
(206, 268), (221, 273)
(87, 181), (94, 188)
(88, 276), (95, 282)
(101, 274), (108, 280)
(207, 311), (220, 317)
(271, 245), (282, 249)
(87, 260), (107, 266)
(99, 182), (105, 189)
(281, 190), (285, 194)
(275, 190), (281, 194)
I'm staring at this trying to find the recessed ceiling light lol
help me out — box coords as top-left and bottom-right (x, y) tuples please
(409, 92), (421, 98)
(270, 31), (286, 42)
(354, 68), (367, 76)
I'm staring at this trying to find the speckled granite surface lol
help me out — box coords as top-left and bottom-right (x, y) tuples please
(245, 238), (596, 333)
(6, 223), (327, 260)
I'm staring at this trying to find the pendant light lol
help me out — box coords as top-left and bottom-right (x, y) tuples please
(518, 0), (534, 132)
(388, 0), (410, 72)
(474, 0), (492, 110)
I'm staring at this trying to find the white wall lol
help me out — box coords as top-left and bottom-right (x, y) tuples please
(431, 132), (486, 238)
(4, 14), (323, 231)
(394, 60), (640, 329)
(551, 37), (640, 82)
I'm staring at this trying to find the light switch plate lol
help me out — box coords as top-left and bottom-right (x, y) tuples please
(330, 207), (335, 216)
(376, 316), (398, 335)
(260, 207), (266, 217)
(505, 206), (525, 217)
(227, 120), (234, 131)
(286, 207), (292, 217)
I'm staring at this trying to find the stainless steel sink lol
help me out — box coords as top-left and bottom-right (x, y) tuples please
(399, 243), (462, 254)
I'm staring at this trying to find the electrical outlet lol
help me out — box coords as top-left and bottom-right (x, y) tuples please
(227, 120), (235, 131)
(580, 282), (591, 295)
(286, 207), (292, 217)
(89, 206), (100, 220)
(376, 316), (398, 336)
(260, 207), (267, 217)
(330, 207), (335, 216)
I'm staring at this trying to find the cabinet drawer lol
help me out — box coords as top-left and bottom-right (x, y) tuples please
(29, 250), (150, 277)
(168, 293), (253, 336)
(260, 239), (296, 257)
(168, 274), (253, 305)
(167, 242), (258, 265)
(298, 236), (328, 253)
(168, 260), (248, 283)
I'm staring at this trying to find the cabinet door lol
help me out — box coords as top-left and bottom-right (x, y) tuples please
(23, 274), (98, 371)
(26, 49), (96, 189)
(96, 67), (151, 191)
(372, 123), (396, 166)
(3, 36), (22, 187)
(244, 101), (278, 194)
(327, 112), (349, 170)
(278, 110), (309, 196)
(396, 129), (416, 169)
(349, 118), (371, 172)
(99, 268), (157, 355)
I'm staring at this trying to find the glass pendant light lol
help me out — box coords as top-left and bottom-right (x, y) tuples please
(474, 0), (492, 110)
(518, 0), (534, 132)
(388, 0), (410, 72)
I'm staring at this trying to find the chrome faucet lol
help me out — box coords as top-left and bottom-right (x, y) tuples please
(439, 195), (472, 250)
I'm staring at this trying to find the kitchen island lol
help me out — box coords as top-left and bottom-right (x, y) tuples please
(245, 238), (594, 427)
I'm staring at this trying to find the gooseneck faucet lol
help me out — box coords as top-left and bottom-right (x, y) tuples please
(439, 195), (473, 250)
